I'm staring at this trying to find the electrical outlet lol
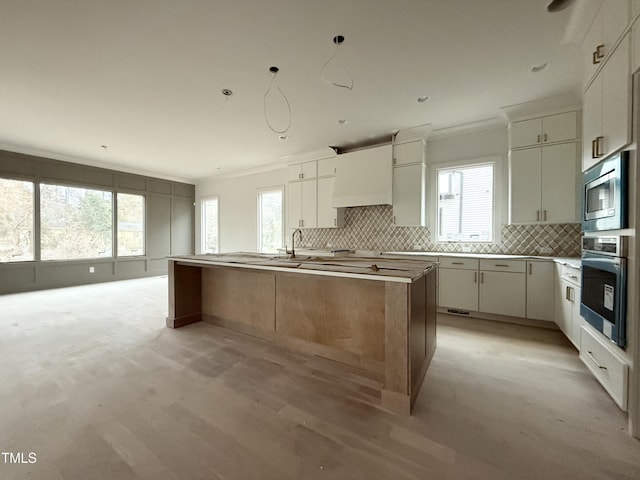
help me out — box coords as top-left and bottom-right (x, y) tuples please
(538, 246), (553, 255)
(326, 243), (332, 248)
(413, 244), (423, 251)
(89, 266), (95, 273)
(461, 246), (471, 253)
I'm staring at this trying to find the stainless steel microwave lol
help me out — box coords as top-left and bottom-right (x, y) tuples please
(582, 151), (629, 232)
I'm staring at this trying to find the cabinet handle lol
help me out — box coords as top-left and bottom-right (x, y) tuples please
(480, 272), (484, 283)
(393, 157), (397, 165)
(543, 133), (547, 142)
(495, 264), (509, 267)
(300, 219), (304, 227)
(474, 272), (478, 283)
(586, 350), (607, 370)
(528, 263), (532, 275)
(593, 44), (605, 64)
(569, 275), (578, 280)
(591, 139), (597, 159)
(333, 217), (336, 226)
(392, 215), (396, 224)
(595, 136), (604, 157)
(565, 285), (571, 301)
(536, 210), (540, 221)
(537, 134), (541, 143)
(543, 210), (547, 221)
(452, 262), (464, 265)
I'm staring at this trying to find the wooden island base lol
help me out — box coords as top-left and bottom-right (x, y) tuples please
(167, 257), (437, 414)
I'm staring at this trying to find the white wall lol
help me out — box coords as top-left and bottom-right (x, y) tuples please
(196, 167), (288, 253)
(426, 125), (509, 226)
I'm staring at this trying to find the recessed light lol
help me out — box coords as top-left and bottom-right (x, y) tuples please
(222, 89), (233, 96)
(531, 63), (549, 73)
(417, 96), (429, 103)
(279, 135), (289, 140)
(337, 119), (348, 124)
(100, 145), (108, 150)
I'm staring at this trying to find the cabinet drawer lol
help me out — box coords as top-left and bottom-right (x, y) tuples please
(580, 326), (628, 411)
(479, 259), (526, 273)
(439, 257), (479, 270)
(560, 264), (581, 287)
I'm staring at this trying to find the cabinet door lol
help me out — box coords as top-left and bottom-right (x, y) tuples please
(300, 161), (317, 180)
(393, 141), (424, 166)
(393, 164), (425, 227)
(602, 0), (630, 55)
(510, 118), (542, 149)
(634, 15), (640, 74)
(541, 143), (577, 223)
(317, 177), (340, 228)
(300, 179), (317, 228)
(601, 35), (631, 158)
(509, 148), (542, 223)
(542, 112), (577, 144)
(288, 182), (302, 228)
(317, 157), (336, 177)
(582, 75), (603, 171)
(526, 261), (555, 321)
(479, 271), (526, 317)
(554, 274), (570, 336)
(582, 7), (603, 88)
(570, 286), (584, 349)
(438, 268), (478, 311)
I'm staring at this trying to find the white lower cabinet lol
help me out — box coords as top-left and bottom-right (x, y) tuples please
(438, 257), (479, 311)
(553, 263), (583, 348)
(479, 271), (526, 318)
(526, 261), (555, 321)
(580, 326), (629, 411)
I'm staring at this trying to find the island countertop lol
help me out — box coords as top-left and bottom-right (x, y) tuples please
(170, 253), (438, 283)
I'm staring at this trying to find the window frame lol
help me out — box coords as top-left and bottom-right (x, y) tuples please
(0, 176), (36, 263)
(256, 186), (285, 254)
(116, 191), (146, 257)
(39, 181), (115, 261)
(430, 155), (502, 245)
(200, 194), (220, 254)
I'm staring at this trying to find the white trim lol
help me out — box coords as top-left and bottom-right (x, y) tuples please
(256, 185), (285, 253)
(198, 161), (288, 183)
(430, 155), (503, 246)
(200, 194), (220, 254)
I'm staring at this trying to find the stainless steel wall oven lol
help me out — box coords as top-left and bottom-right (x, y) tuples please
(580, 236), (627, 348)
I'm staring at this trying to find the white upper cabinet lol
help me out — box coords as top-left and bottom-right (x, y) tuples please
(582, 34), (631, 171)
(317, 157), (337, 177)
(288, 179), (316, 229)
(288, 160), (317, 182)
(634, 12), (640, 73)
(581, 0), (631, 89)
(510, 142), (577, 224)
(392, 163), (426, 226)
(317, 176), (344, 228)
(509, 112), (577, 149)
(393, 140), (425, 166)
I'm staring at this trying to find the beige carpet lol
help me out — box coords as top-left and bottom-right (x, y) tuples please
(0, 276), (639, 479)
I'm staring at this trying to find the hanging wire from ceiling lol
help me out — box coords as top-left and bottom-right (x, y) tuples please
(321, 35), (354, 90)
(263, 66), (292, 134)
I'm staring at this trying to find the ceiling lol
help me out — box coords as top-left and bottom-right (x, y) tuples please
(0, 0), (584, 183)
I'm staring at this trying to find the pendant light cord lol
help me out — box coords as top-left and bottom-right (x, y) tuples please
(321, 42), (354, 90)
(264, 69), (292, 134)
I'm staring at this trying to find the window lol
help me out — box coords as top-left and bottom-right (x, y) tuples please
(117, 193), (145, 256)
(257, 188), (283, 253)
(40, 184), (113, 260)
(0, 178), (34, 262)
(437, 163), (494, 242)
(201, 196), (219, 253)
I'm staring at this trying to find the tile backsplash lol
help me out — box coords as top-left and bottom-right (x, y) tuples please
(301, 205), (581, 257)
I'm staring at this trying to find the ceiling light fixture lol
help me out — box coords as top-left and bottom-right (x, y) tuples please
(264, 66), (292, 135)
(531, 62), (549, 73)
(417, 96), (429, 103)
(547, 0), (575, 12)
(337, 119), (348, 124)
(321, 35), (354, 90)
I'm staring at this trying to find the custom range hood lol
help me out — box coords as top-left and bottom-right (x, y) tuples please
(331, 144), (393, 208)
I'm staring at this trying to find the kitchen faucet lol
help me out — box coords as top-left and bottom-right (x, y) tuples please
(287, 228), (302, 258)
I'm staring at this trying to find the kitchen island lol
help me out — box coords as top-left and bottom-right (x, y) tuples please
(166, 253), (437, 414)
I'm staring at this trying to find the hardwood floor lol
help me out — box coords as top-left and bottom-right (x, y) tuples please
(1, 276), (639, 479)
